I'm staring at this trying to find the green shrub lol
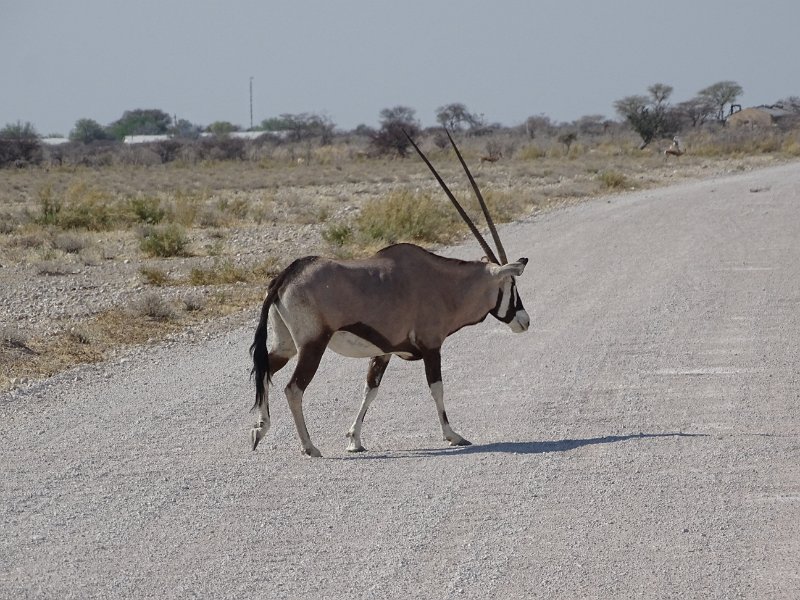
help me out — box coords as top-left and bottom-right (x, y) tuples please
(129, 196), (166, 224)
(38, 180), (121, 230)
(139, 224), (189, 257)
(357, 190), (455, 244)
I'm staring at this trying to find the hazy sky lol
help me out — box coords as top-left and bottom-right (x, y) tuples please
(2, 0), (797, 136)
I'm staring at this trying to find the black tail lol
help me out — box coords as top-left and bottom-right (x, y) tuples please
(249, 293), (272, 411)
(249, 256), (320, 411)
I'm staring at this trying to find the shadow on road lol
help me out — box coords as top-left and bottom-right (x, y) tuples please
(454, 432), (708, 455)
(336, 432), (708, 460)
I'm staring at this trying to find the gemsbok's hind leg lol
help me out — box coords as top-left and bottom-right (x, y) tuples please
(250, 352), (292, 450)
(285, 339), (329, 457)
(251, 311), (296, 450)
(346, 354), (391, 452)
(422, 349), (471, 447)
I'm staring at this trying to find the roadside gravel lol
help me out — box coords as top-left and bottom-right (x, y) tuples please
(1, 162), (799, 598)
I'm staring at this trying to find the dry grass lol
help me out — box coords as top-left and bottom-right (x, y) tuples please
(1, 125), (798, 389)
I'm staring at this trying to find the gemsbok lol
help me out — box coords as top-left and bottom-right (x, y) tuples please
(250, 130), (530, 457)
(665, 137), (684, 157)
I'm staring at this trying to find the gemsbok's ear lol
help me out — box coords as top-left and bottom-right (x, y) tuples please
(489, 258), (528, 278)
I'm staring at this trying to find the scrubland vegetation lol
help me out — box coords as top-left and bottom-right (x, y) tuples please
(2, 90), (800, 388)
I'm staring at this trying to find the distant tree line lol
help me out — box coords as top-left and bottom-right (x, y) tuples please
(3, 81), (799, 167)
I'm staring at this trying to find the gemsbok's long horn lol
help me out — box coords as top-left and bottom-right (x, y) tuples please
(445, 129), (508, 265)
(403, 130), (500, 264)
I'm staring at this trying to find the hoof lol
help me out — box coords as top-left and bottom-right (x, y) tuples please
(250, 428), (262, 451)
(301, 446), (323, 458)
(347, 445), (367, 453)
(449, 437), (472, 447)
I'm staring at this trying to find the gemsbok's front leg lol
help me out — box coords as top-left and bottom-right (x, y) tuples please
(422, 349), (471, 447)
(346, 354), (391, 452)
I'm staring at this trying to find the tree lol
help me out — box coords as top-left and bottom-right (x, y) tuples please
(207, 121), (240, 136)
(614, 83), (679, 149)
(1, 120), (38, 140)
(435, 103), (481, 131)
(108, 109), (172, 140)
(370, 106), (421, 157)
(170, 119), (202, 139)
(558, 131), (577, 152)
(69, 118), (112, 143)
(698, 81), (743, 122)
(523, 115), (555, 139)
(278, 113), (335, 144)
(260, 116), (294, 132)
(574, 114), (608, 136)
(675, 96), (716, 128)
(648, 83), (673, 105)
(0, 121), (41, 166)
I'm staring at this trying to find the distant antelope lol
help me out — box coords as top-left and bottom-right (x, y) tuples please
(249, 130), (530, 457)
(665, 137), (683, 157)
(480, 151), (502, 164)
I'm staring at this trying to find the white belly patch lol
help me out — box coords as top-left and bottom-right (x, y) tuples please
(328, 331), (385, 358)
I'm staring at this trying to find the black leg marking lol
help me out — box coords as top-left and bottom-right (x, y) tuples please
(422, 349), (471, 447)
(347, 354), (391, 453)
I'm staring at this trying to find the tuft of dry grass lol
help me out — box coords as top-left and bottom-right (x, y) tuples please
(189, 259), (249, 286)
(140, 266), (171, 286)
(52, 231), (89, 254)
(134, 293), (177, 321)
(597, 170), (628, 189)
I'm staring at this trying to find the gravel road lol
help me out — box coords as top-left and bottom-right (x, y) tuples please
(2, 163), (799, 599)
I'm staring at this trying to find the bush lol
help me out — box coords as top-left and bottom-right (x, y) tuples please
(322, 223), (353, 247)
(357, 190), (455, 244)
(0, 139), (42, 167)
(134, 293), (176, 321)
(52, 232), (88, 254)
(60, 182), (118, 230)
(139, 224), (189, 257)
(36, 181), (120, 230)
(129, 196), (166, 224)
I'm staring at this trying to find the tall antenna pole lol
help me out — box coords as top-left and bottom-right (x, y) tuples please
(249, 76), (254, 130)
